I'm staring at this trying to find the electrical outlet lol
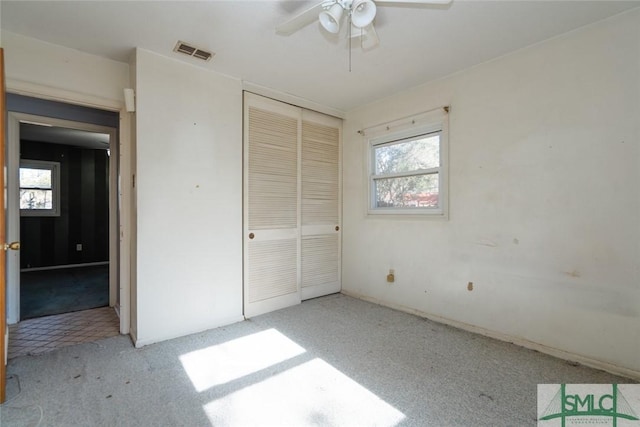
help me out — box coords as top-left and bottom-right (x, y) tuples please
(387, 269), (395, 283)
(76, 244), (83, 251)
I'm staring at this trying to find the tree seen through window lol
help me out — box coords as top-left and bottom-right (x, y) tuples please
(373, 134), (440, 208)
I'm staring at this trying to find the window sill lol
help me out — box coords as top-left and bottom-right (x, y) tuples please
(367, 208), (448, 220)
(20, 210), (60, 217)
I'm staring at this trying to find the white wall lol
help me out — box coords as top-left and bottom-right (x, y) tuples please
(342, 9), (640, 376)
(133, 49), (243, 346)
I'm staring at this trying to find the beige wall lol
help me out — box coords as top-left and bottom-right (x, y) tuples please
(342, 9), (640, 376)
(1, 30), (131, 326)
(2, 31), (129, 107)
(1, 33), (245, 345)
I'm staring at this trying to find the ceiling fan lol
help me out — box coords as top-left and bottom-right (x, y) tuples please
(276, 0), (453, 50)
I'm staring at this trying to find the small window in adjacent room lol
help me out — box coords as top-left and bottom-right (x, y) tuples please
(368, 117), (448, 217)
(19, 160), (61, 217)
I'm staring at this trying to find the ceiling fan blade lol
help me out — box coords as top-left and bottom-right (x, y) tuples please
(276, 2), (327, 36)
(349, 23), (379, 50)
(376, 0), (452, 5)
(361, 23), (379, 50)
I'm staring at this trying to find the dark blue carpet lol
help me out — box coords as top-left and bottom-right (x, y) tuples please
(20, 265), (109, 320)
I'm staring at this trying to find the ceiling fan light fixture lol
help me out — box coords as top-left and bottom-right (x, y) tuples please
(351, 0), (376, 28)
(319, 3), (344, 34)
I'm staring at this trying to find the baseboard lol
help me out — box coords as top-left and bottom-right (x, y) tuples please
(129, 327), (138, 346)
(133, 315), (245, 348)
(340, 290), (640, 381)
(21, 261), (109, 273)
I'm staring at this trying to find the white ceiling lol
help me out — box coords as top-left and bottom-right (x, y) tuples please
(1, 0), (639, 112)
(21, 123), (110, 150)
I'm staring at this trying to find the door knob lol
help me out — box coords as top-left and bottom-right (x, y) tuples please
(3, 241), (20, 251)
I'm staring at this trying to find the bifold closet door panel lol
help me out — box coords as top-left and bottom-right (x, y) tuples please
(301, 111), (342, 300)
(244, 93), (301, 317)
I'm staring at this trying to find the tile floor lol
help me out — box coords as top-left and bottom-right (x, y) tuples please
(8, 306), (120, 359)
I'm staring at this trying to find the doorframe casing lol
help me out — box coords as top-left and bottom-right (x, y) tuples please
(4, 83), (132, 335)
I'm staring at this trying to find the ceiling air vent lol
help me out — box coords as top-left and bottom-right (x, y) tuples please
(193, 49), (213, 61)
(173, 41), (214, 62)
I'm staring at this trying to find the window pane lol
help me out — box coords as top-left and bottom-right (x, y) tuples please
(374, 174), (439, 208)
(375, 135), (439, 175)
(20, 167), (52, 189)
(20, 189), (53, 210)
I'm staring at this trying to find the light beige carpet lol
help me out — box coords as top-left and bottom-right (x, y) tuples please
(1, 294), (633, 426)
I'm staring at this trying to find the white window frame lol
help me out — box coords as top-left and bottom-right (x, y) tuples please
(19, 159), (61, 217)
(367, 118), (448, 218)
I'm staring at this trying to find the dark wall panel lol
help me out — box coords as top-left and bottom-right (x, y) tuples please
(20, 140), (109, 269)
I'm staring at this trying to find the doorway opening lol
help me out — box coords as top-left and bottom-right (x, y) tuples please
(19, 123), (112, 320)
(7, 106), (120, 358)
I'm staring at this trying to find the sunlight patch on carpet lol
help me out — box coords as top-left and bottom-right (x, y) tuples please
(203, 358), (406, 426)
(180, 328), (306, 392)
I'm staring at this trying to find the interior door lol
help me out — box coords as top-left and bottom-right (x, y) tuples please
(243, 93), (302, 318)
(1, 47), (8, 403)
(0, 49), (19, 403)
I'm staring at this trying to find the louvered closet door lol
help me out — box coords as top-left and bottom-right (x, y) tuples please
(244, 93), (301, 317)
(301, 110), (342, 300)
